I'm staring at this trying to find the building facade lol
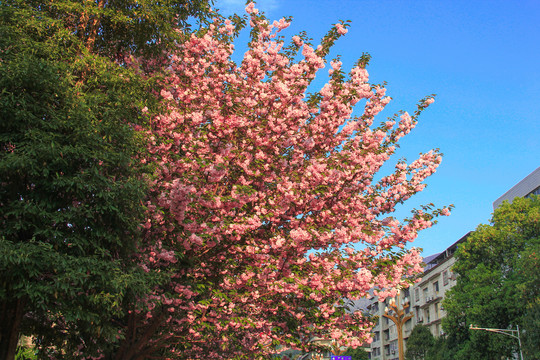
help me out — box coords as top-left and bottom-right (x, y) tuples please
(493, 166), (540, 209)
(366, 234), (468, 360)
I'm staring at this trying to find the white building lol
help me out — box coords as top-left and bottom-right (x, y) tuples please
(493, 167), (540, 209)
(366, 234), (469, 360)
(409, 235), (467, 338)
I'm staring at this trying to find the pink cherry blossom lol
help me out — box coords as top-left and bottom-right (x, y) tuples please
(119, 4), (449, 359)
(335, 23), (348, 35)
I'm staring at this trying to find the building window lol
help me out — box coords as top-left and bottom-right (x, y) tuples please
(423, 287), (428, 302)
(384, 329), (390, 341)
(373, 331), (380, 342)
(433, 281), (439, 294)
(415, 288), (419, 302)
(424, 308), (430, 323)
(390, 341), (398, 356)
(443, 270), (448, 285)
(529, 186), (540, 196)
(405, 318), (412, 331)
(434, 303), (440, 318)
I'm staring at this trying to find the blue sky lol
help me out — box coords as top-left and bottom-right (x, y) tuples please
(213, 0), (540, 256)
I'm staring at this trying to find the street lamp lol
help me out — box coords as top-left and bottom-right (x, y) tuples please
(469, 324), (524, 360)
(383, 293), (413, 360)
(329, 339), (347, 356)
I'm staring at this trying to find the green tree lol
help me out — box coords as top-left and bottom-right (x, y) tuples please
(442, 196), (540, 360)
(405, 324), (435, 360)
(515, 240), (540, 360)
(343, 346), (370, 360)
(425, 336), (452, 360)
(0, 8), (148, 360)
(2, 0), (214, 57)
(0, 1), (213, 359)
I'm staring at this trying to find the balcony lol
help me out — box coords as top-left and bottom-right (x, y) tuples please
(420, 296), (441, 308)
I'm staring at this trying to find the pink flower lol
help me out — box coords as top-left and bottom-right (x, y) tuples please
(245, 2), (258, 14)
(189, 234), (203, 246)
(335, 23), (348, 35)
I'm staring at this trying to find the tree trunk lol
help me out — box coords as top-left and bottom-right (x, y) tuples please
(114, 309), (166, 360)
(85, 0), (105, 52)
(0, 297), (27, 360)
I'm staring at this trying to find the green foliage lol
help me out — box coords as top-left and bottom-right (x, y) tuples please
(15, 345), (37, 360)
(343, 346), (369, 360)
(405, 324), (435, 360)
(520, 298), (540, 360)
(424, 336), (453, 360)
(1, 0), (214, 58)
(0, 0), (216, 356)
(442, 196), (540, 360)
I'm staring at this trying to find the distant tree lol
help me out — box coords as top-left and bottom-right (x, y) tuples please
(344, 346), (369, 360)
(405, 324), (435, 360)
(442, 196), (540, 360)
(515, 240), (540, 360)
(425, 336), (452, 360)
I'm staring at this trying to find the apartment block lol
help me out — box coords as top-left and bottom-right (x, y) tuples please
(366, 234), (469, 360)
(409, 235), (467, 338)
(493, 167), (540, 209)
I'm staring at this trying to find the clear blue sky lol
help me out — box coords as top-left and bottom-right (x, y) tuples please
(213, 0), (540, 256)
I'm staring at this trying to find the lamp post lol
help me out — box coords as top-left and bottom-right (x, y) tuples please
(383, 293), (413, 360)
(329, 339), (347, 356)
(469, 324), (524, 360)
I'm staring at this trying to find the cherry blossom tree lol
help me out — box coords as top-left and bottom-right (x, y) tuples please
(117, 4), (449, 359)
